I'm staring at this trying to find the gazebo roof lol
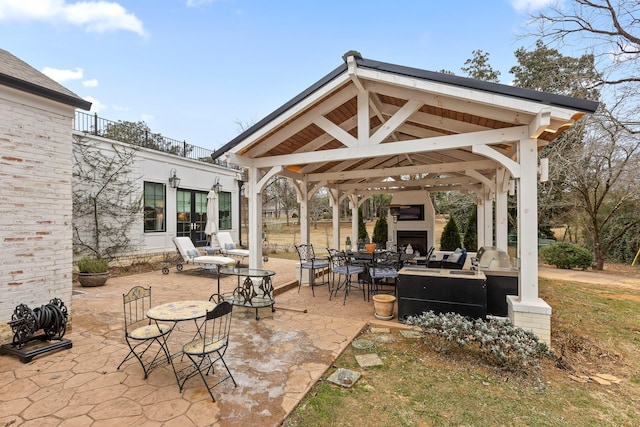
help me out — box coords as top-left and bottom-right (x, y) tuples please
(213, 51), (598, 194)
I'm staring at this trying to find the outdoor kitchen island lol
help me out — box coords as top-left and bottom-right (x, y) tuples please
(397, 267), (487, 321)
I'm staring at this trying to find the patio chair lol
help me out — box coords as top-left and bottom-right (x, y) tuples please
(295, 244), (330, 296)
(368, 252), (401, 299)
(215, 231), (250, 265)
(117, 286), (173, 379)
(179, 301), (237, 402)
(173, 237), (236, 273)
(331, 251), (366, 304)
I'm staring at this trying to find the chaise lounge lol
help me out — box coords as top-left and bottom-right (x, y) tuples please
(215, 232), (250, 266)
(172, 237), (236, 273)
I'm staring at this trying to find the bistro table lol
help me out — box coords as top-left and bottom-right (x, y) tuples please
(218, 267), (276, 320)
(146, 300), (215, 384)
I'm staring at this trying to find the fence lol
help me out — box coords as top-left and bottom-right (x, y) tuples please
(74, 111), (238, 169)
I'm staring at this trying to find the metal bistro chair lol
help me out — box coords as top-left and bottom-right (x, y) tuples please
(368, 252), (401, 299)
(118, 286), (173, 379)
(180, 301), (237, 402)
(295, 244), (330, 296)
(331, 251), (366, 304)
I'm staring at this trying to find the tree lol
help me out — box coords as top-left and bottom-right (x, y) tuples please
(548, 104), (640, 269)
(530, 0), (640, 90)
(72, 136), (143, 260)
(372, 216), (388, 247)
(357, 207), (368, 243)
(440, 216), (462, 251)
(463, 209), (478, 252)
(461, 50), (501, 82)
(102, 120), (192, 156)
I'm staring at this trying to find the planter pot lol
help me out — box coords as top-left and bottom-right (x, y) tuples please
(372, 294), (396, 320)
(78, 272), (109, 287)
(365, 243), (377, 253)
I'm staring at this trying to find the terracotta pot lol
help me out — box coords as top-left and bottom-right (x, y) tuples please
(78, 272), (109, 287)
(365, 243), (377, 253)
(372, 294), (396, 318)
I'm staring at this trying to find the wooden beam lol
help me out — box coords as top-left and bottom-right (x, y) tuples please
(240, 126), (528, 169)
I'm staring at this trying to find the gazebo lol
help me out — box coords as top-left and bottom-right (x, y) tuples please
(211, 51), (598, 342)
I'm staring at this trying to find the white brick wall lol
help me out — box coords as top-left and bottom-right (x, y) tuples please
(507, 295), (552, 345)
(0, 90), (75, 344)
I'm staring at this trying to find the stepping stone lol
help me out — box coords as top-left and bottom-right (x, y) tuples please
(355, 353), (384, 367)
(327, 368), (361, 387)
(370, 327), (390, 334)
(400, 330), (423, 339)
(352, 339), (374, 350)
(373, 334), (396, 344)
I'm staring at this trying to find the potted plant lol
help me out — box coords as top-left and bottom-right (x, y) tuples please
(77, 256), (109, 287)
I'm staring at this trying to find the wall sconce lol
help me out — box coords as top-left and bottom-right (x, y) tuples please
(168, 168), (181, 189)
(508, 179), (516, 196)
(538, 158), (549, 183)
(212, 176), (222, 193)
(389, 205), (401, 223)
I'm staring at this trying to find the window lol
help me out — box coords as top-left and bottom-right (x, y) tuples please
(144, 182), (166, 232)
(218, 191), (232, 230)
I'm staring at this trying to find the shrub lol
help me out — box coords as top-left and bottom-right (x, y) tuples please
(406, 311), (550, 374)
(463, 209), (478, 252)
(540, 242), (592, 269)
(372, 216), (388, 246)
(77, 257), (109, 273)
(440, 216), (462, 250)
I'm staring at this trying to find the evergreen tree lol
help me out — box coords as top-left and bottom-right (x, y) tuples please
(372, 216), (388, 246)
(463, 209), (478, 252)
(440, 216), (462, 250)
(357, 207), (368, 242)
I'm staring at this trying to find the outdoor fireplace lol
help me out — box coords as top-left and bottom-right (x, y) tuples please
(396, 230), (428, 254)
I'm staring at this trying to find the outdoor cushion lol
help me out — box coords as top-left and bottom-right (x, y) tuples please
(447, 252), (462, 263)
(225, 242), (236, 250)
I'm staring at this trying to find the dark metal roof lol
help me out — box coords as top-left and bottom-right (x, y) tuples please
(212, 53), (599, 160)
(0, 49), (92, 111)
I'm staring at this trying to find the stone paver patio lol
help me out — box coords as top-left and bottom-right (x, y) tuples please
(0, 258), (403, 426)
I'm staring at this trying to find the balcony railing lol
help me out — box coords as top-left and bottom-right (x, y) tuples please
(74, 111), (237, 169)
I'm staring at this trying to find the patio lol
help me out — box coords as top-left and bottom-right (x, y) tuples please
(0, 257), (403, 426)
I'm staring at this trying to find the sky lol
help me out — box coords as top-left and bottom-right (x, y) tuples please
(0, 0), (557, 151)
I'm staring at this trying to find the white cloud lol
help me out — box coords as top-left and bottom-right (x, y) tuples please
(112, 104), (130, 112)
(186, 0), (215, 7)
(41, 66), (83, 82)
(83, 96), (106, 112)
(510, 0), (557, 13)
(82, 78), (98, 87)
(141, 113), (154, 122)
(0, 0), (146, 36)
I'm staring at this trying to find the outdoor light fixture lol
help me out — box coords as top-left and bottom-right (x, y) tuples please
(389, 205), (401, 223)
(212, 176), (222, 193)
(168, 168), (181, 189)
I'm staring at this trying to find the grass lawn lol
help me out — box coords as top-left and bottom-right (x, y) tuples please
(281, 276), (640, 426)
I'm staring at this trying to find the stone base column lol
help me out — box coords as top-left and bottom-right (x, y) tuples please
(507, 296), (552, 345)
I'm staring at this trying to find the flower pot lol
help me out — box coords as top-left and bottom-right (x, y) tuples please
(78, 272), (109, 287)
(372, 294), (396, 319)
(365, 243), (377, 253)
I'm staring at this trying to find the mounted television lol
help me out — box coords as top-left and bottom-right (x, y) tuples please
(398, 204), (424, 221)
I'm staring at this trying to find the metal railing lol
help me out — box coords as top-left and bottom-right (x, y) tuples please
(74, 111), (237, 169)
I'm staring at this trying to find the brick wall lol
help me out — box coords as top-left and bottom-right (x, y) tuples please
(0, 90), (75, 344)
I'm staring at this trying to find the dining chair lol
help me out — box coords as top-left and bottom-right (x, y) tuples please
(368, 252), (401, 299)
(118, 286), (173, 379)
(295, 244), (330, 296)
(180, 301), (237, 402)
(331, 251), (366, 304)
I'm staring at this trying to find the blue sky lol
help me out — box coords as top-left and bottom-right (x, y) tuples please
(0, 0), (555, 150)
